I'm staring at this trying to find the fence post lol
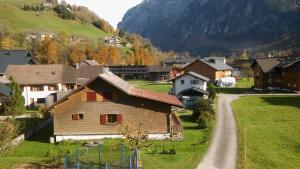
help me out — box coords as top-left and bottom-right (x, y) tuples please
(99, 144), (102, 169)
(105, 163), (108, 169)
(135, 148), (139, 169)
(76, 146), (80, 169)
(129, 155), (132, 169)
(64, 155), (68, 169)
(121, 144), (125, 169)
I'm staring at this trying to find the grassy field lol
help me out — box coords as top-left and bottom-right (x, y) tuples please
(0, 111), (213, 169)
(232, 96), (300, 169)
(0, 0), (108, 40)
(129, 81), (173, 93)
(0, 81), (214, 169)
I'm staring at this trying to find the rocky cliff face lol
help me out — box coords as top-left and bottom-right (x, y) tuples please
(118, 0), (300, 55)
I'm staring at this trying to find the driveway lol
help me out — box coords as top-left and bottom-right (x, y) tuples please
(196, 94), (239, 169)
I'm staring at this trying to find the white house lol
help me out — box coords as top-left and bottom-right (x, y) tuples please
(171, 71), (209, 106)
(4, 65), (77, 108)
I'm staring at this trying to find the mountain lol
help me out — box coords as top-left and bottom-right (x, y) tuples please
(118, 0), (300, 55)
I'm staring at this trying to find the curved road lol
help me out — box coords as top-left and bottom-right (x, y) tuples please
(197, 94), (239, 169)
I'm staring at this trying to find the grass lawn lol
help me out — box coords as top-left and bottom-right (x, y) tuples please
(129, 80), (172, 93)
(232, 96), (300, 169)
(0, 111), (213, 169)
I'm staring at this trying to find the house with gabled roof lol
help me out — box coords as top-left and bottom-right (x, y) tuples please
(183, 58), (233, 82)
(0, 50), (35, 77)
(48, 71), (182, 142)
(5, 65), (76, 108)
(252, 57), (300, 91)
(171, 71), (209, 106)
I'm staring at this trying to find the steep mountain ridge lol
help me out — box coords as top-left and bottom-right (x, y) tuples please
(118, 0), (300, 55)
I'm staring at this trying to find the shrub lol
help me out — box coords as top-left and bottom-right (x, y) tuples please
(47, 141), (76, 164)
(208, 86), (216, 100)
(197, 111), (214, 129)
(0, 119), (20, 153)
(38, 105), (51, 119)
(192, 98), (214, 120)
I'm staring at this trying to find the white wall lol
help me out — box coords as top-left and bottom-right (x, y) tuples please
(22, 84), (61, 107)
(173, 74), (207, 95)
(54, 133), (170, 142)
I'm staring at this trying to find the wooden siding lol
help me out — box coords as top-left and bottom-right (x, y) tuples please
(184, 60), (231, 81)
(52, 78), (176, 136)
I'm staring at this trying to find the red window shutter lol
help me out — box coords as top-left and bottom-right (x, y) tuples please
(87, 92), (97, 102)
(72, 114), (79, 120)
(100, 114), (107, 125)
(116, 114), (122, 124)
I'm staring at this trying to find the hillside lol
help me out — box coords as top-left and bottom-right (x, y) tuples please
(0, 0), (108, 40)
(118, 0), (300, 55)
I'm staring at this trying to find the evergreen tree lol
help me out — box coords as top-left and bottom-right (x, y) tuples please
(4, 77), (25, 116)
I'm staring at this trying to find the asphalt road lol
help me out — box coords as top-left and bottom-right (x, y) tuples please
(196, 94), (239, 169)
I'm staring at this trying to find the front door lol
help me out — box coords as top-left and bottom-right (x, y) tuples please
(30, 98), (34, 108)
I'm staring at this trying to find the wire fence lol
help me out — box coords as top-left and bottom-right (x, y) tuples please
(64, 144), (140, 169)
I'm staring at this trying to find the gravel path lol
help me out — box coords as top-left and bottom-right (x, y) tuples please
(196, 94), (239, 169)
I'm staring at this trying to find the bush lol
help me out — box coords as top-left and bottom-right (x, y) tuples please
(208, 86), (216, 100)
(197, 111), (214, 129)
(47, 141), (76, 164)
(192, 98), (214, 120)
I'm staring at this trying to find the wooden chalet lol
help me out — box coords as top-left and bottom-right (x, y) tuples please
(48, 71), (182, 142)
(183, 58), (233, 82)
(252, 57), (300, 91)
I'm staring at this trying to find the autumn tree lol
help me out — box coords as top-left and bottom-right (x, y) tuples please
(120, 123), (149, 150)
(0, 36), (15, 49)
(38, 38), (59, 64)
(70, 45), (86, 64)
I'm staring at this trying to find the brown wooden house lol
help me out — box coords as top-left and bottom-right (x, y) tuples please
(252, 57), (300, 91)
(48, 71), (182, 142)
(183, 58), (233, 82)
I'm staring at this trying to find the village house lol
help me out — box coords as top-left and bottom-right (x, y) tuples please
(183, 58), (233, 82)
(0, 50), (35, 77)
(171, 71), (209, 106)
(48, 71), (182, 142)
(147, 65), (173, 82)
(252, 57), (300, 92)
(4, 65), (76, 108)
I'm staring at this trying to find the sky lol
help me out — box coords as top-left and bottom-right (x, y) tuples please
(62, 0), (143, 28)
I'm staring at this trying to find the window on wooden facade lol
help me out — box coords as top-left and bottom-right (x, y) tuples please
(190, 80), (199, 85)
(48, 85), (58, 91)
(181, 80), (185, 84)
(100, 114), (122, 125)
(30, 86), (44, 92)
(72, 113), (84, 120)
(87, 92), (97, 102)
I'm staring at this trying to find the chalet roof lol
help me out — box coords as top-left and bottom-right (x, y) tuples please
(164, 57), (197, 64)
(0, 83), (11, 97)
(171, 71), (210, 82)
(49, 71), (182, 110)
(200, 58), (233, 71)
(0, 50), (35, 73)
(81, 60), (101, 66)
(253, 58), (281, 73)
(184, 58), (233, 71)
(5, 65), (75, 85)
(76, 65), (104, 79)
(275, 57), (300, 69)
